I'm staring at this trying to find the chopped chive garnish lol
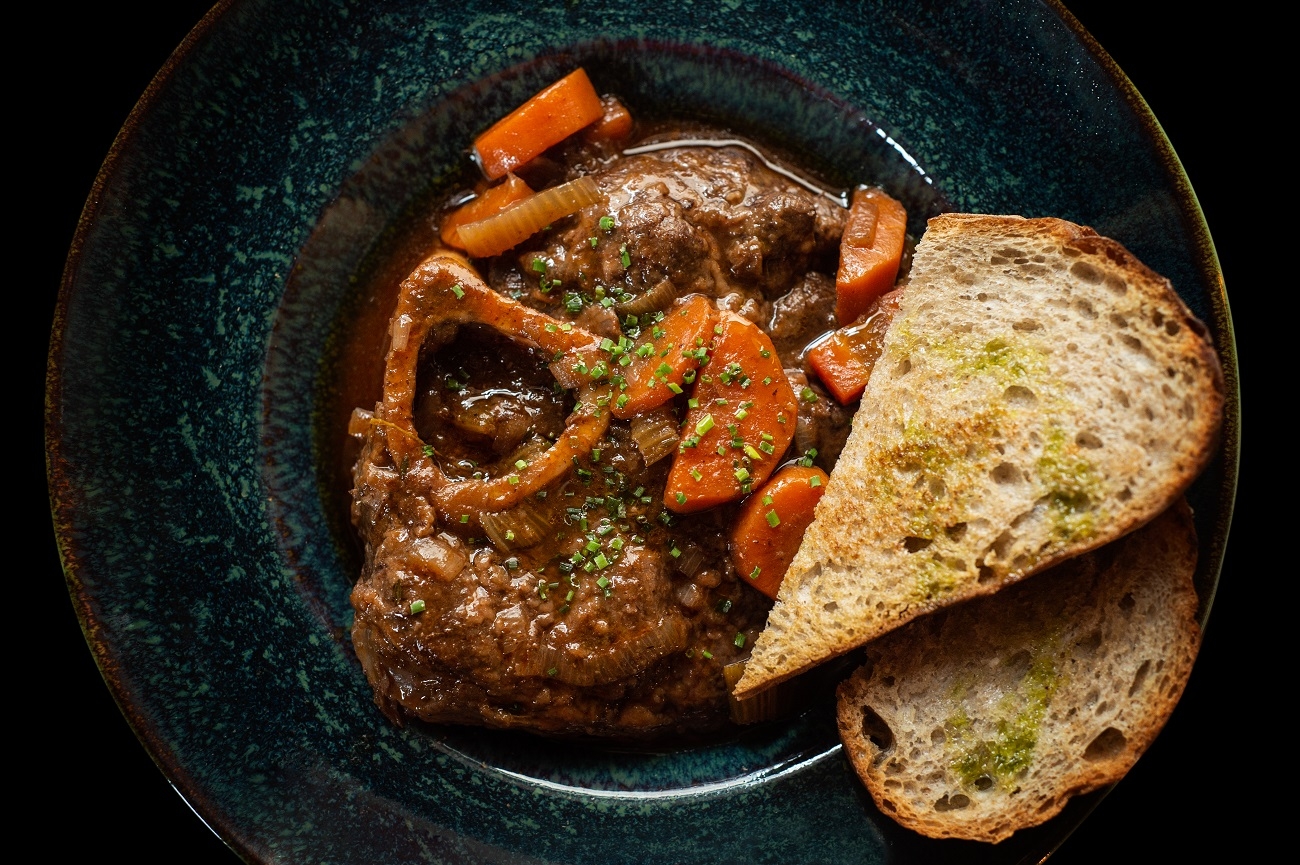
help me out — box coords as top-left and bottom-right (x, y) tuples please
(599, 215), (615, 230)
(620, 245), (631, 268)
(675, 492), (687, 505)
(702, 650), (714, 659)
(734, 632), (746, 648)
(508, 475), (520, 485)
(687, 398), (699, 408)
(666, 382), (683, 394)
(765, 510), (781, 527)
(749, 565), (761, 579)
(744, 444), (762, 460)
(696, 414), (715, 435)
(801, 386), (818, 402)
(809, 475), (822, 487)
(690, 468), (703, 481)
(515, 459), (528, 470)
(409, 599), (426, 614)
(450, 284), (465, 299)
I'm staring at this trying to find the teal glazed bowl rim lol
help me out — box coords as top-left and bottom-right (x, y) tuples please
(47, 1), (1238, 863)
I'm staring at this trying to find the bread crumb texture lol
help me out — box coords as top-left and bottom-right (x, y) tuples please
(735, 215), (1221, 697)
(834, 502), (1201, 842)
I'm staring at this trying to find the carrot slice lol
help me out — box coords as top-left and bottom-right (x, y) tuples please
(440, 175), (534, 249)
(583, 94), (634, 142)
(611, 294), (718, 420)
(474, 69), (605, 180)
(806, 289), (902, 404)
(665, 313), (797, 513)
(835, 186), (907, 325)
(730, 465), (830, 599)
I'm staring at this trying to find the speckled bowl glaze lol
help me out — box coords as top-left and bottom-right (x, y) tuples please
(47, 1), (1237, 863)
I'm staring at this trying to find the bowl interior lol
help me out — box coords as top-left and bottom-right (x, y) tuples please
(51, 3), (1235, 863)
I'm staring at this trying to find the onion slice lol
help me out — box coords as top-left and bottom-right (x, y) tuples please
(614, 278), (677, 316)
(629, 407), (680, 467)
(480, 496), (551, 550)
(457, 175), (601, 258)
(724, 659), (795, 724)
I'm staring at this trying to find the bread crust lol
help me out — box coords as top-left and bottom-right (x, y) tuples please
(734, 214), (1222, 699)
(834, 501), (1201, 842)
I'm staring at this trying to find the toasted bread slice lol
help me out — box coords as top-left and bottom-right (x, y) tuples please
(734, 215), (1221, 699)
(835, 501), (1201, 842)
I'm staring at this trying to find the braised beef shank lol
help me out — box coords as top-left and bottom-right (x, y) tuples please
(350, 138), (851, 737)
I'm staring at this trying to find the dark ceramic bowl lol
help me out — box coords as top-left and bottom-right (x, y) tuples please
(47, 1), (1238, 863)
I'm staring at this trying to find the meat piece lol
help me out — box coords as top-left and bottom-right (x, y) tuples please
(530, 145), (846, 313)
(768, 272), (838, 368)
(352, 133), (856, 739)
(352, 253), (771, 738)
(787, 369), (854, 471)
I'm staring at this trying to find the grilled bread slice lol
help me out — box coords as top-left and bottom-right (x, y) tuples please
(835, 501), (1201, 842)
(734, 215), (1221, 699)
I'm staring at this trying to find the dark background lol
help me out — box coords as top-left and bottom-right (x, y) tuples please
(28, 2), (1260, 862)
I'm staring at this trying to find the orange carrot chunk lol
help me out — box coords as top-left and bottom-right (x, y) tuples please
(665, 313), (797, 513)
(583, 94), (634, 142)
(806, 288), (903, 404)
(474, 69), (605, 180)
(612, 294), (718, 420)
(730, 465), (830, 599)
(440, 175), (534, 249)
(835, 186), (907, 325)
